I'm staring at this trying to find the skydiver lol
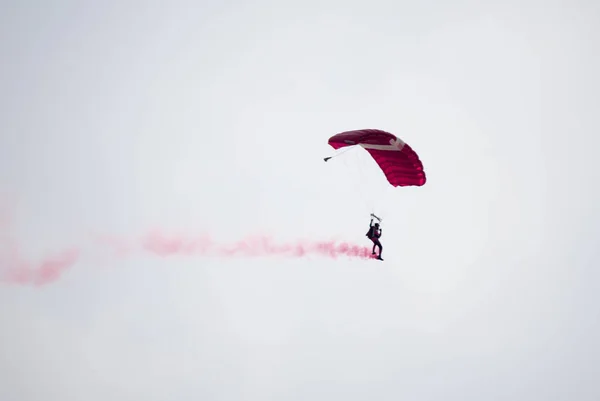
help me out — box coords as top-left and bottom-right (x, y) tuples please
(366, 218), (383, 260)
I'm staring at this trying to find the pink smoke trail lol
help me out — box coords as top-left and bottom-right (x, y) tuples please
(138, 231), (376, 260)
(1, 229), (377, 286)
(0, 248), (80, 286)
(0, 234), (80, 286)
(0, 204), (80, 286)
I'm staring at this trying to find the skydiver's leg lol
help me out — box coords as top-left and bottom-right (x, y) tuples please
(374, 239), (382, 259)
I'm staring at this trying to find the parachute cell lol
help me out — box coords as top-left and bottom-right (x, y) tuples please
(327, 129), (426, 187)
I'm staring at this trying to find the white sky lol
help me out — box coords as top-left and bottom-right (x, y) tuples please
(1, 0), (599, 400)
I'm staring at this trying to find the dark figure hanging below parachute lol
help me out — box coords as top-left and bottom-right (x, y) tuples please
(366, 214), (383, 261)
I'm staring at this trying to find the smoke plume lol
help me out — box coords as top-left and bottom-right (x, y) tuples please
(1, 229), (377, 286)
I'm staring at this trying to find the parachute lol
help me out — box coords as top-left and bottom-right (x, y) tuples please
(325, 129), (426, 187)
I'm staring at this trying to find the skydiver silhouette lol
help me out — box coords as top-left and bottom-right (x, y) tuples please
(366, 217), (383, 260)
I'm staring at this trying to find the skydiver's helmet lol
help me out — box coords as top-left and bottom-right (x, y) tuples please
(374, 223), (379, 228)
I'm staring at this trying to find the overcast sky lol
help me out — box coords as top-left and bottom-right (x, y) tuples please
(1, 0), (599, 400)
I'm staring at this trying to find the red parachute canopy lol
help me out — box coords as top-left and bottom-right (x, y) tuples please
(328, 129), (426, 187)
